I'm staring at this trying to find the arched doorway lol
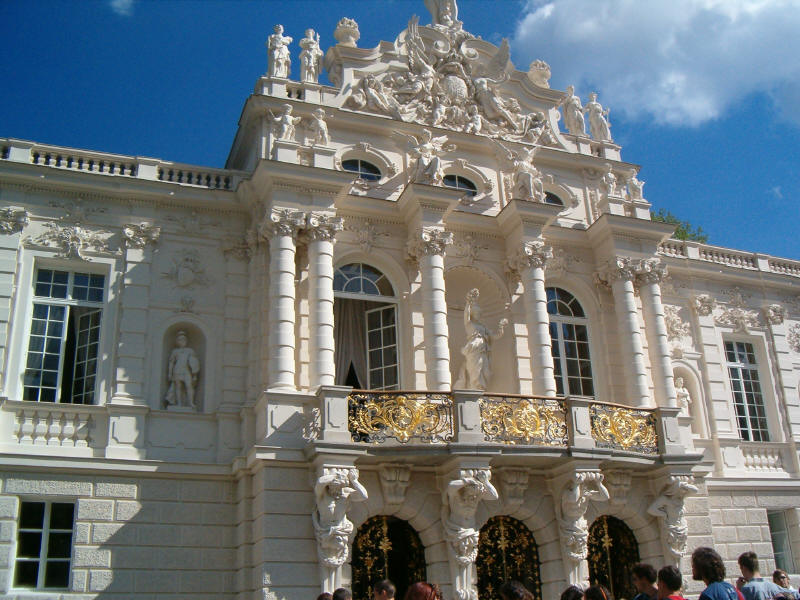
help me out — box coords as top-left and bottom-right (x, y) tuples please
(588, 516), (640, 600)
(477, 516), (542, 600)
(351, 516), (426, 600)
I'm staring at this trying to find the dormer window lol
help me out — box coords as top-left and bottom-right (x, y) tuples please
(342, 159), (381, 181)
(443, 174), (477, 196)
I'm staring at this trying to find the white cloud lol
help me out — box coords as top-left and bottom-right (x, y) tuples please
(109, 0), (134, 17)
(771, 186), (783, 199)
(511, 0), (800, 127)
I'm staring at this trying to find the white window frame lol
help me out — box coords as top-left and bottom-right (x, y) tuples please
(12, 499), (76, 591)
(365, 304), (399, 391)
(723, 337), (772, 442)
(767, 510), (796, 573)
(3, 252), (118, 405)
(547, 287), (595, 398)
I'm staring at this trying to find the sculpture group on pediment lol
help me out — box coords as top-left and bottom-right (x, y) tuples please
(340, 13), (556, 145)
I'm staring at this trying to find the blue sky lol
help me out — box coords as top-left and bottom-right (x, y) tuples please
(2, 0), (798, 260)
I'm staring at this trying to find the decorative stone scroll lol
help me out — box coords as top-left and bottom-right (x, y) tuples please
(30, 222), (110, 260)
(259, 207), (306, 240)
(407, 227), (453, 259)
(596, 255), (637, 286)
(122, 222), (160, 248)
(305, 213), (343, 241)
(442, 468), (499, 600)
(506, 240), (552, 273)
(647, 475), (698, 561)
(0, 207), (28, 234)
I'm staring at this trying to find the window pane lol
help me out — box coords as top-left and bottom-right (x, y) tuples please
(14, 560), (39, 587)
(44, 560), (70, 588)
(20, 502), (45, 528)
(47, 533), (73, 559)
(17, 532), (42, 558)
(50, 504), (75, 530)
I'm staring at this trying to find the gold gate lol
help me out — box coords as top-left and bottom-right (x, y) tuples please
(351, 516), (426, 600)
(588, 515), (641, 600)
(477, 516), (542, 600)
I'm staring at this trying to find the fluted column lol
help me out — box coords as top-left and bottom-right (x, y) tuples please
(637, 259), (677, 408)
(598, 257), (650, 407)
(408, 227), (453, 391)
(261, 208), (305, 390)
(508, 240), (557, 397)
(306, 213), (343, 389)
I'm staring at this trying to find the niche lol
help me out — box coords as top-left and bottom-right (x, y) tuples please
(160, 323), (206, 413)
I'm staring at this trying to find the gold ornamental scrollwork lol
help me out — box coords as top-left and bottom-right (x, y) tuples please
(348, 392), (454, 444)
(480, 396), (568, 446)
(590, 403), (658, 454)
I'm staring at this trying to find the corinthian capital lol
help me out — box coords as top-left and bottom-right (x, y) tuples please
(407, 227), (453, 259)
(259, 207), (305, 240)
(305, 213), (344, 242)
(597, 255), (637, 285)
(635, 258), (668, 285)
(506, 240), (552, 272)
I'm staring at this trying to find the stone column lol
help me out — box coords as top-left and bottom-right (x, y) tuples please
(598, 257), (650, 407)
(306, 213), (343, 389)
(507, 240), (557, 397)
(637, 259), (677, 408)
(408, 227), (453, 391)
(260, 208), (305, 390)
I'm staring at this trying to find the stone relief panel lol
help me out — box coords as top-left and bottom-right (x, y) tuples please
(714, 288), (760, 332)
(162, 248), (212, 289)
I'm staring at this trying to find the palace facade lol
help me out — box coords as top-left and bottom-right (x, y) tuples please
(1, 2), (799, 599)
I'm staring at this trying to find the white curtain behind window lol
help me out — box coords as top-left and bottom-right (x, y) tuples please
(334, 299), (368, 388)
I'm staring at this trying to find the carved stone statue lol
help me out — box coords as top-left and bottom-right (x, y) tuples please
(496, 141), (545, 202)
(527, 59), (551, 88)
(647, 476), (698, 560)
(425, 0), (460, 29)
(601, 164), (618, 197)
(626, 171), (645, 201)
(267, 24), (293, 78)
(455, 289), (508, 390)
(442, 469), (498, 600)
(312, 467), (368, 588)
(164, 330), (201, 410)
(307, 108), (330, 146)
(299, 28), (323, 83)
(585, 92), (612, 142)
(559, 472), (609, 585)
(268, 104), (302, 141)
(561, 85), (586, 136)
(399, 129), (456, 185)
(675, 377), (692, 415)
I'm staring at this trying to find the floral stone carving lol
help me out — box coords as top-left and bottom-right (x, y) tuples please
(31, 222), (110, 260)
(0, 208), (28, 234)
(123, 222), (160, 248)
(162, 249), (211, 288)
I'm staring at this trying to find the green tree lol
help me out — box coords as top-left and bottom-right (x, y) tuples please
(651, 208), (708, 243)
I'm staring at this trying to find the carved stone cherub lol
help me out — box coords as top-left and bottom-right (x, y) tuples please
(307, 108), (330, 146)
(268, 104), (302, 141)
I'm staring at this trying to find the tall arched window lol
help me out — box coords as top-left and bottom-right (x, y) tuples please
(334, 263), (399, 390)
(547, 287), (593, 397)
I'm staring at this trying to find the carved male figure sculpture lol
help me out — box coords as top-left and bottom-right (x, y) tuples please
(559, 472), (609, 584)
(267, 24), (292, 78)
(442, 469), (499, 600)
(299, 28), (323, 83)
(313, 468), (368, 571)
(456, 288), (507, 390)
(164, 330), (200, 410)
(647, 477), (698, 559)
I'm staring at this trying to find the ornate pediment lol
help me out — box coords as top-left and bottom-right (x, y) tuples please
(335, 5), (559, 146)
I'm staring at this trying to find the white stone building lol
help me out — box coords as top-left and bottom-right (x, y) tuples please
(1, 2), (799, 599)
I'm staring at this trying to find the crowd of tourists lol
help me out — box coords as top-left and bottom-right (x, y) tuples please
(316, 549), (798, 600)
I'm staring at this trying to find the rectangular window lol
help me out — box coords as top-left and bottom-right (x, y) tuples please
(14, 501), (75, 589)
(23, 268), (105, 403)
(768, 510), (796, 573)
(366, 304), (399, 391)
(724, 340), (769, 441)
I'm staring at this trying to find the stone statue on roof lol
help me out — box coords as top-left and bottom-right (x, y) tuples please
(425, 0), (460, 29)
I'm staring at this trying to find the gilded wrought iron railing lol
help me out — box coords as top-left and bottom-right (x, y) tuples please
(479, 394), (568, 446)
(589, 402), (658, 454)
(348, 390), (454, 444)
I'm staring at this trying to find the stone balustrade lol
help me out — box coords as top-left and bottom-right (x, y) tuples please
(741, 442), (785, 472)
(3, 399), (101, 448)
(658, 240), (800, 278)
(0, 138), (246, 191)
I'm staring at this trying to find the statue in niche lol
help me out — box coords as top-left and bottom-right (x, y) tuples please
(299, 28), (323, 83)
(584, 92), (613, 142)
(647, 476), (698, 558)
(267, 24), (292, 78)
(164, 330), (201, 410)
(307, 108), (330, 146)
(268, 104), (302, 141)
(442, 469), (498, 600)
(495, 141), (545, 202)
(398, 128), (456, 185)
(560, 85), (586, 136)
(675, 377), (692, 415)
(560, 472), (609, 584)
(312, 468), (368, 568)
(456, 288), (508, 390)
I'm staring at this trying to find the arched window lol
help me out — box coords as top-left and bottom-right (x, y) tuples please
(443, 174), (477, 196)
(334, 263), (398, 390)
(547, 287), (593, 397)
(544, 192), (563, 206)
(342, 159), (381, 181)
